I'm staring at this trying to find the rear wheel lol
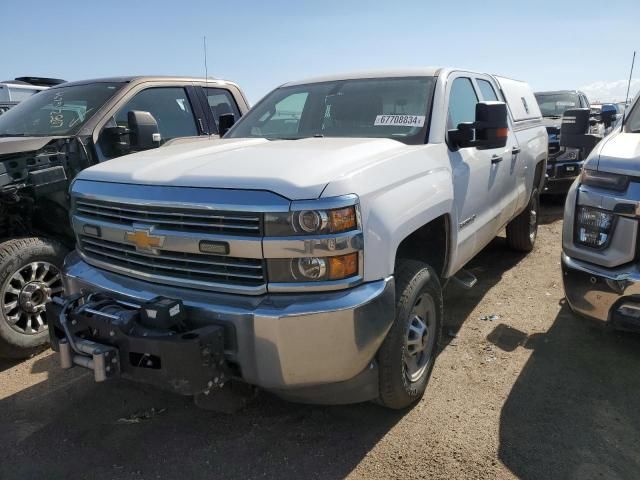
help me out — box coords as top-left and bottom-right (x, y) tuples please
(506, 187), (539, 252)
(377, 259), (443, 409)
(0, 238), (67, 359)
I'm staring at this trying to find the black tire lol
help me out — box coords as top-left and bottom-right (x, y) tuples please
(506, 187), (539, 252)
(0, 237), (67, 359)
(377, 259), (443, 409)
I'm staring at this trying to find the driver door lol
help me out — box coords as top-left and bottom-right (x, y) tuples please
(446, 75), (502, 272)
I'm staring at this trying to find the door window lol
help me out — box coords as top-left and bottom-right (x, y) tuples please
(205, 88), (240, 131)
(448, 77), (478, 129)
(112, 87), (198, 144)
(477, 79), (499, 102)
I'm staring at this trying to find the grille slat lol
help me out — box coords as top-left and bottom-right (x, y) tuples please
(80, 237), (263, 270)
(74, 197), (265, 292)
(79, 236), (264, 286)
(76, 199), (262, 235)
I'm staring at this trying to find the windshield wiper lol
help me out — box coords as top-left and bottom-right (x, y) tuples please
(267, 133), (325, 141)
(544, 115), (562, 119)
(0, 133), (28, 137)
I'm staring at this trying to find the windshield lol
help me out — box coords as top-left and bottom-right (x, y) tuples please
(534, 93), (580, 118)
(226, 76), (436, 144)
(0, 82), (124, 137)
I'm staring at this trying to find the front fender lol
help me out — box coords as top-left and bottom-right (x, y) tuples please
(321, 144), (455, 282)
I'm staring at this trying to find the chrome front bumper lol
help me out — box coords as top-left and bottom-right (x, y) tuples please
(562, 252), (640, 328)
(61, 251), (395, 397)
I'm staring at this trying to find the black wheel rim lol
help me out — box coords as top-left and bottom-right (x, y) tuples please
(404, 293), (437, 383)
(1, 262), (63, 335)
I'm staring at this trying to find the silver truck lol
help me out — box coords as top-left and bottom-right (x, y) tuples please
(562, 94), (640, 331)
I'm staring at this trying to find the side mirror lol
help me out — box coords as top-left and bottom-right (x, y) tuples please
(560, 108), (600, 154)
(101, 125), (131, 156)
(128, 110), (161, 151)
(560, 108), (590, 146)
(218, 113), (236, 136)
(449, 101), (508, 150)
(600, 104), (617, 128)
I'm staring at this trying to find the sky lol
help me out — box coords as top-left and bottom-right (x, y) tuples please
(2, 0), (639, 104)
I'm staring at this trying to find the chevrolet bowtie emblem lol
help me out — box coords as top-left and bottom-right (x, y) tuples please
(125, 228), (165, 252)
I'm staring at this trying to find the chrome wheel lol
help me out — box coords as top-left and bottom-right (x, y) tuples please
(529, 193), (538, 243)
(1, 262), (63, 335)
(404, 293), (436, 383)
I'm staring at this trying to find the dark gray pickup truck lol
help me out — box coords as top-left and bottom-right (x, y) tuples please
(0, 76), (249, 358)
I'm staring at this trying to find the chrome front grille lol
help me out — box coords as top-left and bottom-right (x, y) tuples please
(78, 235), (265, 289)
(75, 198), (262, 236)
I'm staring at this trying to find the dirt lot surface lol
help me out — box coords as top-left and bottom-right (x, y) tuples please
(1, 200), (639, 480)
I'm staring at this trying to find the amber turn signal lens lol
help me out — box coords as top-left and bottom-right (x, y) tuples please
(329, 206), (357, 233)
(328, 253), (358, 280)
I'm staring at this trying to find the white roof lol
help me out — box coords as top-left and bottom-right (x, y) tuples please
(283, 67), (443, 86)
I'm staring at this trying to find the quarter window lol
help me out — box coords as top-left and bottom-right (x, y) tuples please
(477, 79), (499, 102)
(448, 77), (478, 129)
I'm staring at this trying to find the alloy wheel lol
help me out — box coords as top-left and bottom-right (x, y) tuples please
(1, 262), (63, 334)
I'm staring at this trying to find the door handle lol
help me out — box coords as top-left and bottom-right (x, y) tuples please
(512, 146), (521, 155)
(491, 155), (503, 164)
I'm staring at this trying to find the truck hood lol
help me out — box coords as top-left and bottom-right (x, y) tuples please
(0, 136), (66, 156)
(77, 137), (412, 200)
(591, 131), (640, 176)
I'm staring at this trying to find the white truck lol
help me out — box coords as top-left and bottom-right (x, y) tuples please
(47, 68), (547, 409)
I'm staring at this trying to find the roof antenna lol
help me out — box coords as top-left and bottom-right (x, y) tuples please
(203, 35), (212, 138)
(621, 50), (636, 127)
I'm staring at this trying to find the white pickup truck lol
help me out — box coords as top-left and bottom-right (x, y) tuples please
(47, 68), (547, 409)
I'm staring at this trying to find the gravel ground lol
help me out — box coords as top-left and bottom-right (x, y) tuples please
(1, 200), (639, 480)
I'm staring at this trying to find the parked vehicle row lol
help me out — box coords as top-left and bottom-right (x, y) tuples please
(0, 76), (249, 358)
(533, 89), (626, 196)
(1, 63), (634, 411)
(43, 68), (547, 409)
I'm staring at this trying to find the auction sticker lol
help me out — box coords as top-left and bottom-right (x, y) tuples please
(374, 115), (425, 127)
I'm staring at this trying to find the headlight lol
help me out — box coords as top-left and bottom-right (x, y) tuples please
(268, 253), (359, 282)
(265, 195), (362, 288)
(265, 197), (359, 236)
(575, 206), (615, 249)
(580, 169), (629, 191)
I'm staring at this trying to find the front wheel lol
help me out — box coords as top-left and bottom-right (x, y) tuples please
(506, 187), (539, 252)
(377, 259), (443, 409)
(0, 238), (67, 359)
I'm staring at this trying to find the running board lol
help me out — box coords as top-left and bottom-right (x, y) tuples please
(451, 269), (478, 290)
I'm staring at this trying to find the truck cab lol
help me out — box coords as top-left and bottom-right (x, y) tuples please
(0, 76), (249, 358)
(46, 68), (546, 409)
